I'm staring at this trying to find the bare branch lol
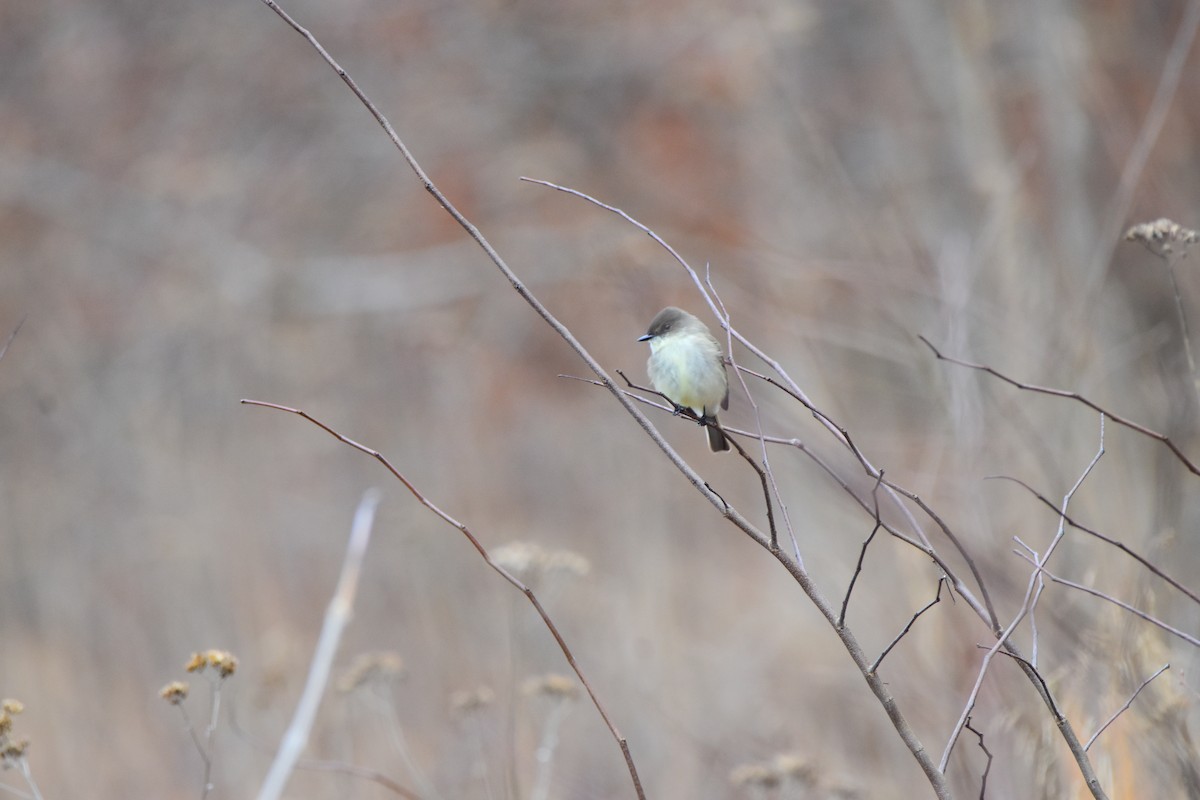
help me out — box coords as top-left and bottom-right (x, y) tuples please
(723, 429), (779, 548)
(964, 717), (992, 800)
(241, 399), (647, 800)
(708, 273), (800, 561)
(1084, 664), (1170, 751)
(920, 336), (1200, 476)
(1014, 553), (1200, 648)
(990, 475), (1200, 608)
(734, 362), (1000, 630)
(870, 577), (946, 674)
(839, 473), (885, 629)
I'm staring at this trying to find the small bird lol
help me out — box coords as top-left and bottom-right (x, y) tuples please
(638, 306), (731, 452)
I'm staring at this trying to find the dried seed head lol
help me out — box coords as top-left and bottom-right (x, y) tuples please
(772, 753), (817, 784)
(449, 686), (495, 715)
(1125, 218), (1199, 256)
(337, 652), (406, 692)
(521, 673), (579, 700)
(159, 681), (190, 705)
(1, 737), (30, 766)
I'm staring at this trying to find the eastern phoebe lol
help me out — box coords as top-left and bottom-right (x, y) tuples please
(638, 307), (731, 452)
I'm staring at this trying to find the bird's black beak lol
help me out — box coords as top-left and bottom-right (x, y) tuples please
(637, 333), (653, 342)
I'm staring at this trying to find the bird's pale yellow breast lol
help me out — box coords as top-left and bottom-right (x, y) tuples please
(647, 331), (726, 414)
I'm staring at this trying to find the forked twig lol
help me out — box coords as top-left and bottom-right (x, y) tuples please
(733, 361), (1000, 630)
(612, 369), (778, 547)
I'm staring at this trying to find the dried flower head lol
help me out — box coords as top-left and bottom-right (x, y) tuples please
(544, 550), (591, 577)
(729, 762), (782, 789)
(1, 737), (29, 766)
(772, 753), (817, 785)
(185, 649), (238, 677)
(0, 700), (23, 716)
(521, 673), (579, 701)
(449, 686), (495, 715)
(492, 541), (590, 582)
(492, 541), (542, 577)
(1125, 218), (1199, 256)
(337, 651), (406, 692)
(159, 681), (190, 705)
(208, 650), (238, 677)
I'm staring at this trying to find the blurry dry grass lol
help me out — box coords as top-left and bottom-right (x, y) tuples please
(2, 0), (1200, 798)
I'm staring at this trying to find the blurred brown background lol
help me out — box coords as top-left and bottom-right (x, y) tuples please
(3, 0), (1200, 797)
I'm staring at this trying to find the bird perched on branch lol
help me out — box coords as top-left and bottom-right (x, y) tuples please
(638, 306), (730, 452)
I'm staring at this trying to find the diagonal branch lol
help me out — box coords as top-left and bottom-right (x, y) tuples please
(0, 316), (24, 364)
(870, 577), (946, 674)
(991, 475), (1200, 607)
(242, 399), (646, 799)
(1084, 663), (1170, 751)
(920, 336), (1200, 476)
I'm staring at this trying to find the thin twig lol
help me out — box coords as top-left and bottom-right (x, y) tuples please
(1084, 663), (1170, 751)
(227, 702), (424, 799)
(257, 490), (382, 800)
(991, 649), (1062, 719)
(870, 577), (945, 674)
(989, 474), (1200, 607)
(839, 473), (885, 629)
(0, 316), (23, 364)
(723, 431), (779, 548)
(299, 760), (424, 799)
(612, 369), (778, 544)
(708, 272), (800, 561)
(964, 717), (992, 800)
(920, 335), (1200, 476)
(1014, 552), (1200, 648)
